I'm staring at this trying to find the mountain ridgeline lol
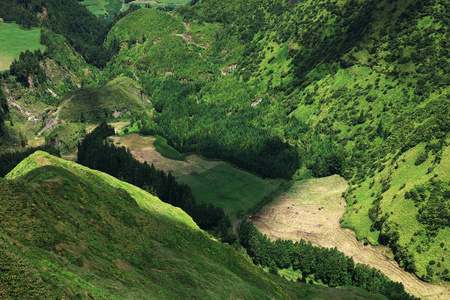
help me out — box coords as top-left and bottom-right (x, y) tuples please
(0, 151), (388, 299)
(0, 151), (277, 299)
(77, 122), (235, 243)
(0, 0), (449, 296)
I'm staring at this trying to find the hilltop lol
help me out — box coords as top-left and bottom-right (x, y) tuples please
(0, 151), (385, 299)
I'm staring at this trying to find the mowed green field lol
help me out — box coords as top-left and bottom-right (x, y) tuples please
(174, 156), (285, 219)
(0, 22), (45, 71)
(110, 134), (285, 220)
(125, 0), (191, 9)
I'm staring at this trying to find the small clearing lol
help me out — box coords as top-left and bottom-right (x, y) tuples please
(251, 175), (449, 299)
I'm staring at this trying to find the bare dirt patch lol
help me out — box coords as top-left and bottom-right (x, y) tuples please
(109, 134), (219, 174)
(114, 259), (134, 271)
(252, 175), (449, 299)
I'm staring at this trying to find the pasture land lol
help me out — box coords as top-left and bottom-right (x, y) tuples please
(125, 0), (191, 10)
(81, 0), (122, 18)
(0, 22), (44, 71)
(110, 133), (284, 219)
(251, 175), (449, 299)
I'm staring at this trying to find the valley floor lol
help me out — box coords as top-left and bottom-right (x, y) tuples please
(251, 175), (450, 299)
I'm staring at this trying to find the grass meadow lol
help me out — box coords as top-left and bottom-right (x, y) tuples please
(110, 133), (285, 220)
(0, 22), (44, 71)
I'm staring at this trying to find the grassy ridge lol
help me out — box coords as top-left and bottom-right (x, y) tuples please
(0, 151), (383, 299)
(5, 150), (197, 229)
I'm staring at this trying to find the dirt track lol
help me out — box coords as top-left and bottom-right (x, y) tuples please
(251, 175), (449, 299)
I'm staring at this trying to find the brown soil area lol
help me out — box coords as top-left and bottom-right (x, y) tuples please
(109, 134), (219, 175)
(252, 175), (449, 299)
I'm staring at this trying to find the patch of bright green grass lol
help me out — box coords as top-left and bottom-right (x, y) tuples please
(85, 5), (105, 17)
(153, 135), (183, 160)
(174, 158), (285, 219)
(81, 0), (122, 18)
(0, 22), (45, 71)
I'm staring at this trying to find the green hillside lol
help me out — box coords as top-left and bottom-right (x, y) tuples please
(58, 76), (148, 122)
(0, 151), (384, 299)
(0, 0), (449, 293)
(1, 151), (272, 298)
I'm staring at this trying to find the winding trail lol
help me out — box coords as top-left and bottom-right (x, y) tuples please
(37, 96), (73, 136)
(251, 175), (449, 299)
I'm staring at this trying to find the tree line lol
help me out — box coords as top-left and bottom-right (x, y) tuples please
(238, 220), (418, 300)
(77, 122), (236, 243)
(0, 85), (9, 134)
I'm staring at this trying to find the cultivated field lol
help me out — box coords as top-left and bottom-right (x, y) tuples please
(251, 175), (450, 299)
(125, 0), (191, 9)
(110, 133), (284, 219)
(0, 22), (44, 71)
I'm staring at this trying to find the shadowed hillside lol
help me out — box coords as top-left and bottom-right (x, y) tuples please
(0, 151), (387, 299)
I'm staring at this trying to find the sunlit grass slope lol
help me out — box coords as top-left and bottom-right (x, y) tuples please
(0, 150), (389, 299)
(5, 150), (197, 228)
(2, 151), (289, 299)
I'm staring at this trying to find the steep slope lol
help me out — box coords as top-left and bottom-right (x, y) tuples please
(1, 0), (448, 288)
(1, 151), (281, 298)
(0, 151), (385, 299)
(174, 0), (450, 282)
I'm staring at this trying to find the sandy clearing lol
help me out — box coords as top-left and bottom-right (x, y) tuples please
(109, 134), (220, 175)
(251, 175), (449, 299)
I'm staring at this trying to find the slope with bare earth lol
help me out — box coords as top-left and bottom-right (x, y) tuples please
(251, 175), (450, 299)
(1, 151), (288, 299)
